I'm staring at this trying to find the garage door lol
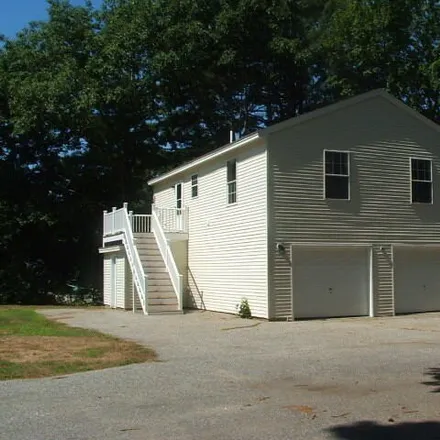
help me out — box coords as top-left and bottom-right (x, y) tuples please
(292, 247), (370, 319)
(394, 247), (440, 314)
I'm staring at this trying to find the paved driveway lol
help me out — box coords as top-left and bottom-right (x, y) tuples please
(2, 309), (440, 440)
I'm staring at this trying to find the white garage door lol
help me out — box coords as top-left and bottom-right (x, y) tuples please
(394, 247), (440, 314)
(292, 247), (370, 319)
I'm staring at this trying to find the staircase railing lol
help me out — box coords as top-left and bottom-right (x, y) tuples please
(131, 214), (152, 233)
(103, 204), (148, 314)
(151, 208), (183, 311)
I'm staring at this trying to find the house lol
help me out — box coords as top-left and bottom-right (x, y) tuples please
(99, 89), (440, 320)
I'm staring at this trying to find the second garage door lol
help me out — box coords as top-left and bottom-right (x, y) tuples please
(394, 247), (440, 314)
(292, 246), (370, 319)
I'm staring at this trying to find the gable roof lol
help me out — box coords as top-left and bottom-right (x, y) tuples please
(148, 89), (440, 186)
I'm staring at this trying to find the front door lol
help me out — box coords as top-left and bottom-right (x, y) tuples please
(175, 182), (183, 231)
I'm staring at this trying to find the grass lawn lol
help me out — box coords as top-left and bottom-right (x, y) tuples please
(0, 307), (157, 380)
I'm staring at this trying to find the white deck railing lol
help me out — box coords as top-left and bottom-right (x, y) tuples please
(131, 214), (152, 233)
(103, 204), (148, 314)
(151, 209), (183, 311)
(154, 207), (188, 233)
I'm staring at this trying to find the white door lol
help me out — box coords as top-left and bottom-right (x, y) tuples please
(175, 182), (183, 231)
(292, 247), (370, 319)
(394, 247), (440, 314)
(110, 256), (117, 308)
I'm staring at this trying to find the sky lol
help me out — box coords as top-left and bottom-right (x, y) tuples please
(0, 0), (102, 38)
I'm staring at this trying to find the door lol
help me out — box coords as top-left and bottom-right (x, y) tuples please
(110, 256), (117, 308)
(292, 246), (370, 319)
(175, 182), (183, 231)
(394, 247), (440, 314)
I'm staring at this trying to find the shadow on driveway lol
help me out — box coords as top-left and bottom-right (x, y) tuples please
(422, 367), (440, 393)
(327, 421), (440, 439)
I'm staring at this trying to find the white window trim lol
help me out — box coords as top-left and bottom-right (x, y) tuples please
(191, 174), (198, 198)
(410, 157), (433, 204)
(323, 149), (351, 200)
(226, 159), (237, 205)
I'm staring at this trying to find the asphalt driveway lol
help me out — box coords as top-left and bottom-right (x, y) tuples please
(2, 309), (440, 440)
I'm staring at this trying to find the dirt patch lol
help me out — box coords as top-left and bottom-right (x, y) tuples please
(50, 314), (76, 320)
(283, 405), (315, 414)
(0, 336), (154, 364)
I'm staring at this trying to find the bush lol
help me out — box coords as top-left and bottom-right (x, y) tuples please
(236, 298), (252, 319)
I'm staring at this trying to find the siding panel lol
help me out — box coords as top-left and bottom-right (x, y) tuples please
(103, 256), (111, 306)
(269, 95), (440, 319)
(116, 255), (125, 309)
(154, 141), (269, 318)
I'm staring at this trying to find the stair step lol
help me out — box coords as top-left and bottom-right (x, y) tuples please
(149, 285), (175, 293)
(148, 297), (178, 306)
(138, 254), (162, 261)
(144, 267), (168, 274)
(135, 239), (158, 246)
(148, 290), (177, 298)
(136, 246), (160, 253)
(146, 271), (171, 280)
(148, 305), (182, 314)
(148, 279), (173, 287)
(143, 260), (166, 268)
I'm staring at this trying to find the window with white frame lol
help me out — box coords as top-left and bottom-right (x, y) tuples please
(191, 174), (198, 198)
(324, 150), (350, 200)
(411, 158), (432, 203)
(227, 159), (237, 204)
(175, 183), (182, 214)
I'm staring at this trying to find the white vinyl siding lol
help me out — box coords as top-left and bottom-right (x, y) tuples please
(115, 255), (125, 309)
(154, 140), (268, 318)
(103, 256), (112, 306)
(268, 95), (440, 319)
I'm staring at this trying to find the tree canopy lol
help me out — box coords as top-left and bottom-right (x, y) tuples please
(0, 0), (439, 303)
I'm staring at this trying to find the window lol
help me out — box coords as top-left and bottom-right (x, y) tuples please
(191, 174), (198, 198)
(227, 159), (237, 204)
(324, 150), (350, 200)
(175, 183), (182, 210)
(411, 158), (432, 203)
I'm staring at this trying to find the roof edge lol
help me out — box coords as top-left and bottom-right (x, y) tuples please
(148, 132), (260, 186)
(260, 89), (387, 137)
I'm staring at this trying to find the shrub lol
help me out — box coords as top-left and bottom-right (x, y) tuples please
(236, 298), (252, 319)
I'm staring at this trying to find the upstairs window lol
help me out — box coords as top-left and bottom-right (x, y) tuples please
(175, 182), (182, 211)
(227, 159), (237, 204)
(324, 150), (350, 200)
(191, 174), (198, 198)
(411, 158), (432, 203)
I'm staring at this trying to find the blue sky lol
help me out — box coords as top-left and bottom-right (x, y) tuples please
(1, 0), (102, 38)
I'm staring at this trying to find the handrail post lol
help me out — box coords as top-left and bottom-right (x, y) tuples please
(112, 207), (116, 234)
(103, 210), (107, 245)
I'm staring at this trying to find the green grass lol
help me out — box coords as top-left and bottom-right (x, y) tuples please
(0, 308), (100, 337)
(0, 307), (157, 380)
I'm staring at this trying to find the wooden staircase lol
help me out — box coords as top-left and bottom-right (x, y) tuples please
(134, 233), (181, 314)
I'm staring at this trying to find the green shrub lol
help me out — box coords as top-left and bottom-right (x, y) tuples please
(236, 298), (252, 319)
